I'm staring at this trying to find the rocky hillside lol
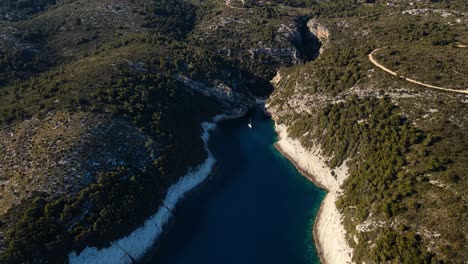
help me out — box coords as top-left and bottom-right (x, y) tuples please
(0, 111), (156, 216)
(268, 2), (467, 263)
(0, 0), (322, 262)
(1, 0), (466, 263)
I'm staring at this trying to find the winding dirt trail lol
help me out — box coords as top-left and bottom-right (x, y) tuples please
(369, 49), (468, 95)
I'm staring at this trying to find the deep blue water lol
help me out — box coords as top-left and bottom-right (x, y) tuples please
(149, 107), (325, 264)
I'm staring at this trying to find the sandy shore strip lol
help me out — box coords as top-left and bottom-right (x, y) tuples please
(68, 109), (247, 264)
(274, 124), (353, 264)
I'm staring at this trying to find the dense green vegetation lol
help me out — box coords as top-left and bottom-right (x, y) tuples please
(92, 68), (223, 175)
(285, 95), (466, 263)
(141, 0), (197, 39)
(0, 29), (51, 86)
(269, 0), (467, 262)
(313, 97), (434, 262)
(307, 0), (467, 17)
(0, 57), (231, 264)
(1, 167), (160, 263)
(1, 0), (467, 263)
(376, 45), (468, 89)
(309, 0), (386, 18)
(305, 45), (366, 95)
(0, 59), (225, 264)
(0, 0), (295, 262)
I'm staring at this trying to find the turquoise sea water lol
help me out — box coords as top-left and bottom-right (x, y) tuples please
(149, 107), (325, 264)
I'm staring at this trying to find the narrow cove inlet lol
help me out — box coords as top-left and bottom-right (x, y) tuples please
(148, 107), (326, 264)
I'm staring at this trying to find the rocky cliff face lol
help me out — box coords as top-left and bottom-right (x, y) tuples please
(0, 0), (58, 21)
(306, 19), (329, 54)
(266, 18), (330, 119)
(191, 10), (324, 96)
(0, 1), (318, 261)
(0, 112), (156, 216)
(267, 11), (468, 263)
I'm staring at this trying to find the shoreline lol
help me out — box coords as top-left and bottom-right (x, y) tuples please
(273, 142), (328, 263)
(67, 104), (352, 264)
(273, 123), (353, 264)
(68, 109), (248, 264)
(274, 142), (329, 191)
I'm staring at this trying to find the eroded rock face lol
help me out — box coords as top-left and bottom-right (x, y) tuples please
(175, 75), (255, 110)
(194, 12), (324, 81)
(0, 111), (156, 215)
(307, 19), (330, 54)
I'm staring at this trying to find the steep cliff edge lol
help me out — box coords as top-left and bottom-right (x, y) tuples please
(267, 7), (467, 263)
(267, 18), (355, 264)
(0, 1), (320, 262)
(306, 18), (329, 55)
(272, 124), (353, 264)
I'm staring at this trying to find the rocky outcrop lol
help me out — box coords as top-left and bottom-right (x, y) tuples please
(275, 18), (326, 63)
(307, 19), (330, 54)
(0, 112), (156, 216)
(196, 12), (325, 87)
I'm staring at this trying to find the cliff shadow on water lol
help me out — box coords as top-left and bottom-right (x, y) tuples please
(147, 106), (326, 264)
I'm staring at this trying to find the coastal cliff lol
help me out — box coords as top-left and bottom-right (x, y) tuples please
(1, 0), (467, 263)
(267, 18), (354, 263)
(0, 1), (324, 262)
(266, 6), (468, 262)
(269, 119), (353, 264)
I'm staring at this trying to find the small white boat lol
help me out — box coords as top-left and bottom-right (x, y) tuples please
(248, 117), (252, 128)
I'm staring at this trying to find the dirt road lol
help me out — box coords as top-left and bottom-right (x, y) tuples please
(369, 49), (468, 95)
